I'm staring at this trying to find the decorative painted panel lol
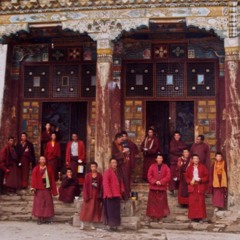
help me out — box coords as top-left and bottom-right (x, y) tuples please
(170, 44), (187, 58)
(196, 100), (217, 162)
(123, 42), (151, 60)
(22, 101), (40, 157)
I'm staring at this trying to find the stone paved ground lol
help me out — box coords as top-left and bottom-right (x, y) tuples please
(0, 221), (240, 240)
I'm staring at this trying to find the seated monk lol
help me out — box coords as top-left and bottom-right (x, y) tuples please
(59, 168), (80, 203)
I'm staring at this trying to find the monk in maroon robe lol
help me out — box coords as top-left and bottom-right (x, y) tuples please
(80, 162), (103, 230)
(66, 133), (85, 184)
(121, 131), (139, 185)
(185, 154), (209, 221)
(41, 122), (52, 155)
(44, 132), (61, 181)
(103, 158), (124, 231)
(0, 137), (20, 192)
(31, 156), (57, 224)
(169, 131), (187, 192)
(112, 133), (130, 199)
(146, 153), (171, 222)
(17, 132), (36, 189)
(209, 152), (227, 209)
(177, 148), (191, 206)
(141, 128), (160, 181)
(190, 135), (211, 171)
(59, 168), (80, 203)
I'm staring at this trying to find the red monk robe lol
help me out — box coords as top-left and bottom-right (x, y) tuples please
(177, 156), (191, 205)
(185, 163), (209, 220)
(59, 176), (80, 203)
(41, 130), (51, 155)
(169, 138), (187, 191)
(44, 141), (61, 180)
(190, 142), (210, 171)
(31, 164), (57, 221)
(17, 140), (36, 188)
(112, 140), (130, 199)
(66, 140), (85, 183)
(103, 166), (124, 228)
(146, 162), (171, 220)
(122, 139), (139, 185)
(0, 144), (21, 191)
(209, 158), (227, 209)
(141, 136), (160, 181)
(80, 172), (103, 223)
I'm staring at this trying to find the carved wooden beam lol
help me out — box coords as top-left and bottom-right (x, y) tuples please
(62, 18), (149, 41)
(0, 23), (29, 39)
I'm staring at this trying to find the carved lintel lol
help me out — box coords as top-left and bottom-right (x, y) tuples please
(0, 23), (29, 38)
(62, 18), (149, 41)
(186, 16), (228, 39)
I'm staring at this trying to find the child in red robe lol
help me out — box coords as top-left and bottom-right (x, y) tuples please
(209, 152), (227, 210)
(59, 168), (80, 203)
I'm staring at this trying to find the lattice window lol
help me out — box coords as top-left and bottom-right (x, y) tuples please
(81, 64), (96, 98)
(53, 65), (79, 98)
(24, 65), (49, 98)
(156, 62), (184, 97)
(125, 63), (153, 97)
(187, 62), (215, 96)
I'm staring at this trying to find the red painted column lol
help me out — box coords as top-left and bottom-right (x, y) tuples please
(224, 37), (240, 209)
(94, 39), (121, 171)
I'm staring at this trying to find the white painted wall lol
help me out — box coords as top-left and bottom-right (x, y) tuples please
(0, 44), (8, 128)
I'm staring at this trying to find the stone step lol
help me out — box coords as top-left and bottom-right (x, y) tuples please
(0, 181), (215, 227)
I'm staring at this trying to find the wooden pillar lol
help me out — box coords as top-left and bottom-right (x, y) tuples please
(224, 37), (240, 208)
(94, 39), (121, 172)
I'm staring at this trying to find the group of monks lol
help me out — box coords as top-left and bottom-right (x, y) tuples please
(143, 129), (228, 223)
(0, 122), (85, 195)
(0, 133), (36, 193)
(0, 124), (228, 229)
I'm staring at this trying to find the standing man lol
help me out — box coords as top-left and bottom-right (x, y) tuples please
(121, 131), (139, 185)
(177, 148), (191, 206)
(0, 137), (20, 192)
(190, 135), (211, 171)
(31, 156), (57, 224)
(80, 162), (103, 230)
(103, 158), (124, 231)
(44, 132), (61, 181)
(112, 133), (129, 199)
(141, 128), (160, 182)
(0, 162), (5, 194)
(66, 133), (85, 183)
(41, 122), (52, 155)
(146, 153), (171, 223)
(169, 131), (187, 194)
(17, 132), (36, 189)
